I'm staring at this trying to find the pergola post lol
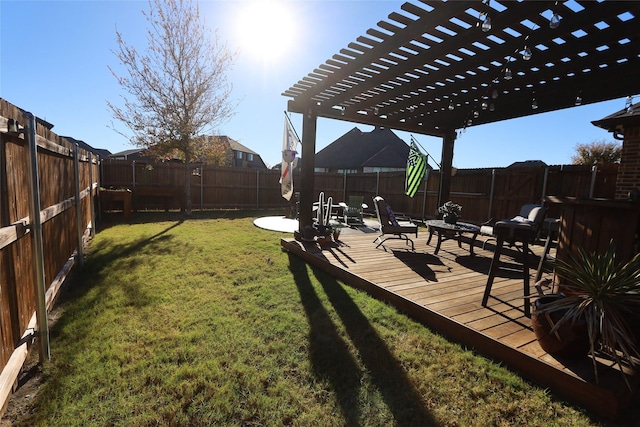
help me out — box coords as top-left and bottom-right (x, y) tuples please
(296, 110), (317, 239)
(437, 130), (456, 209)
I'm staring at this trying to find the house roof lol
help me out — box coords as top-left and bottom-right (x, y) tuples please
(111, 148), (144, 158)
(63, 136), (111, 158)
(591, 101), (640, 138)
(226, 136), (258, 155)
(507, 160), (548, 168)
(283, 1), (640, 138)
(315, 126), (410, 168)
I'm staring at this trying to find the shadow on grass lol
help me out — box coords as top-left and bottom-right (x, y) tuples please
(288, 254), (436, 425)
(53, 219), (186, 340)
(288, 254), (363, 425)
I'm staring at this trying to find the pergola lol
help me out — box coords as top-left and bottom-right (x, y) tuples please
(283, 0), (640, 237)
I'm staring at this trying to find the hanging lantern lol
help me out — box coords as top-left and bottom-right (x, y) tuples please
(282, 149), (297, 163)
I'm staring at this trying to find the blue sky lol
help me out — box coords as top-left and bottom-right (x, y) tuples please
(0, 0), (631, 169)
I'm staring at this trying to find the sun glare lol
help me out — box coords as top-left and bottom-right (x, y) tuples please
(235, 1), (297, 63)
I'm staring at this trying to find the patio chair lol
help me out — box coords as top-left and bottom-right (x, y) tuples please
(372, 196), (418, 250)
(480, 204), (546, 249)
(339, 195), (368, 225)
(480, 204), (547, 317)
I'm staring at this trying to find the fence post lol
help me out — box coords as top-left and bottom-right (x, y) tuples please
(541, 166), (549, 202)
(200, 163), (204, 211)
(589, 165), (597, 198)
(88, 153), (96, 238)
(256, 168), (260, 209)
(132, 160), (136, 188)
(73, 144), (84, 267)
(24, 113), (50, 363)
(488, 168), (496, 220)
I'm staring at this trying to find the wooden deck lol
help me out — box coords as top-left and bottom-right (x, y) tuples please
(281, 229), (638, 420)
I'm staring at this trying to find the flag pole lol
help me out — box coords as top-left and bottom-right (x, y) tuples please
(284, 111), (302, 145)
(421, 168), (429, 221)
(411, 135), (441, 168)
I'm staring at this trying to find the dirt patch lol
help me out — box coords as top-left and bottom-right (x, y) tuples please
(0, 283), (70, 426)
(0, 351), (43, 426)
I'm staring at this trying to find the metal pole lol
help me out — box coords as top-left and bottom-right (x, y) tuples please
(488, 168), (496, 220)
(24, 113), (50, 363)
(88, 153), (96, 238)
(376, 171), (380, 196)
(343, 170), (347, 202)
(589, 165), (597, 198)
(421, 169), (429, 221)
(73, 144), (84, 267)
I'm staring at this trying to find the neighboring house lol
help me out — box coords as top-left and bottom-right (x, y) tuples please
(227, 137), (267, 169)
(508, 160), (548, 168)
(109, 136), (267, 169)
(109, 148), (156, 162)
(63, 136), (111, 159)
(315, 126), (416, 173)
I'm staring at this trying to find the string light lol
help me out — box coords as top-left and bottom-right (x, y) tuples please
(522, 46), (532, 61)
(504, 67), (512, 80)
(575, 92), (582, 106)
(478, 0), (491, 32)
(481, 14), (492, 32)
(532, 97), (538, 110)
(448, 100), (455, 110)
(550, 1), (561, 29)
(625, 96), (633, 114)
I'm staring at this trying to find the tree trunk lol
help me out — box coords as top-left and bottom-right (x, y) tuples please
(184, 159), (192, 215)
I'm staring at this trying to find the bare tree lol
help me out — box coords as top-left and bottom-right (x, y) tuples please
(571, 139), (622, 165)
(108, 0), (236, 214)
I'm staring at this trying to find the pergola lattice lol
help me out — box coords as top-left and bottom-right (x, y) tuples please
(283, 0), (640, 235)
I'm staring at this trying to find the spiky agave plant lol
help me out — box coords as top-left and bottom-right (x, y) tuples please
(537, 240), (640, 387)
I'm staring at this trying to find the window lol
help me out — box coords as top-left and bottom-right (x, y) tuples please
(236, 151), (243, 159)
(247, 153), (254, 161)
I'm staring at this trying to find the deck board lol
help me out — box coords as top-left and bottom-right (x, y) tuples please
(281, 230), (638, 420)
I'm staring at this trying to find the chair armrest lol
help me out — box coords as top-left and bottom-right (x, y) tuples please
(481, 218), (494, 226)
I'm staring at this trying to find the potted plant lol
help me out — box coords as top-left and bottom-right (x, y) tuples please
(332, 223), (345, 241)
(534, 240), (640, 387)
(438, 201), (462, 224)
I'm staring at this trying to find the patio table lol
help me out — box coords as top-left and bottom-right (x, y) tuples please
(425, 220), (481, 256)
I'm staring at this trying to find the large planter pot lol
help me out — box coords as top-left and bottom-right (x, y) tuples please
(443, 213), (458, 224)
(531, 296), (590, 358)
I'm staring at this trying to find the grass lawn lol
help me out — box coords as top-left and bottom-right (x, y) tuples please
(13, 211), (616, 426)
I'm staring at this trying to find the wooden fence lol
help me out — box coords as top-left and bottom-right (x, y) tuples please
(0, 100), (98, 416)
(101, 159), (618, 224)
